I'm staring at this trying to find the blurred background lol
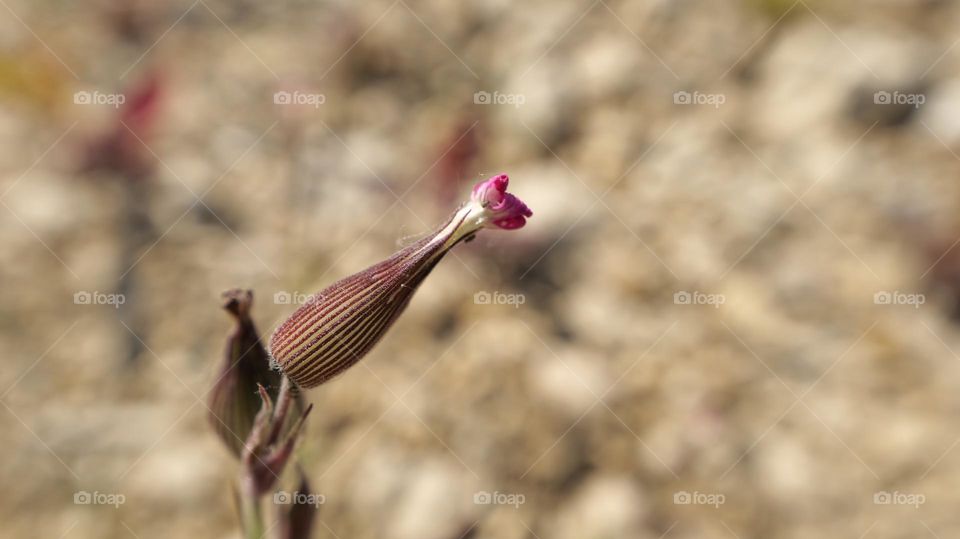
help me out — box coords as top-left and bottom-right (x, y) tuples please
(4, 0), (960, 537)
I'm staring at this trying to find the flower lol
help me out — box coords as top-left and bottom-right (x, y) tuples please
(79, 69), (163, 180)
(470, 173), (532, 230)
(269, 174), (532, 388)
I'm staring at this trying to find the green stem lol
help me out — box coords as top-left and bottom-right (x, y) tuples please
(238, 478), (265, 539)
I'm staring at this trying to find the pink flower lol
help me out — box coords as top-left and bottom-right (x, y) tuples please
(470, 174), (533, 230)
(269, 174), (532, 388)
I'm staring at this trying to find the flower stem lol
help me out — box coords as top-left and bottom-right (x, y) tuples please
(268, 375), (295, 443)
(236, 375), (302, 539)
(238, 477), (266, 539)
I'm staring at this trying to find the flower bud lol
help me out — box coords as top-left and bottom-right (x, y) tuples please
(277, 468), (317, 539)
(269, 174), (532, 388)
(208, 289), (282, 456)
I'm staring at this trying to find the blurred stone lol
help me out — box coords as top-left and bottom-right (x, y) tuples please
(549, 475), (647, 539)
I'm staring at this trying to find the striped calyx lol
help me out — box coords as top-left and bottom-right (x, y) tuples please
(269, 173), (532, 388)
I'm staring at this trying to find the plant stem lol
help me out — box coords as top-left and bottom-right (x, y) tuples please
(239, 476), (266, 539)
(269, 375), (295, 443)
(237, 376), (301, 539)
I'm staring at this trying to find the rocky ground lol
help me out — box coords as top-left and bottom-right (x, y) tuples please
(4, 0), (960, 537)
